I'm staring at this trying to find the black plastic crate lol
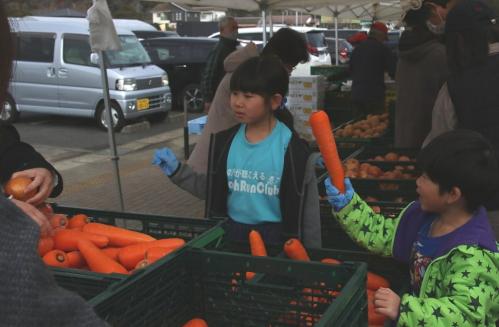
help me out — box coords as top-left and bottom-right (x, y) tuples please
(90, 248), (368, 327)
(48, 205), (222, 300)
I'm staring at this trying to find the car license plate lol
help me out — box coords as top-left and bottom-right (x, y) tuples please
(137, 98), (149, 111)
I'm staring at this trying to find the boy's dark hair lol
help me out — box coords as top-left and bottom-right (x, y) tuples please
(403, 5), (431, 27)
(417, 130), (499, 212)
(0, 2), (13, 105)
(230, 55), (294, 128)
(261, 28), (309, 67)
(445, 0), (499, 73)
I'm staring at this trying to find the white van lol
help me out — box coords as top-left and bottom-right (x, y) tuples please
(4, 17), (172, 131)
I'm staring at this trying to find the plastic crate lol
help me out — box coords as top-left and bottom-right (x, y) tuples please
(49, 205), (222, 300)
(310, 65), (349, 80)
(90, 248), (368, 327)
(191, 222), (410, 294)
(355, 147), (419, 163)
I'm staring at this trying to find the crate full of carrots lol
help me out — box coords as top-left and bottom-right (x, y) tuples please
(189, 227), (409, 326)
(39, 204), (222, 300)
(90, 247), (368, 327)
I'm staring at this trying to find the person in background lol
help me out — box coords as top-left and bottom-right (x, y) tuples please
(424, 0), (499, 238)
(326, 130), (498, 326)
(394, 2), (448, 148)
(423, 0), (460, 35)
(154, 56), (321, 248)
(187, 28), (309, 175)
(349, 22), (396, 117)
(0, 2), (106, 325)
(200, 16), (239, 113)
(346, 31), (368, 47)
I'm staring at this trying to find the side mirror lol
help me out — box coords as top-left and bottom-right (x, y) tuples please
(90, 52), (100, 65)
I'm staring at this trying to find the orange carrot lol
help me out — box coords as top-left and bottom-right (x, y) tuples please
(248, 230), (267, 257)
(183, 318), (208, 327)
(49, 214), (68, 229)
(118, 238), (185, 270)
(68, 214), (90, 229)
(321, 258), (342, 265)
(102, 247), (121, 261)
(53, 229), (109, 251)
(309, 111), (345, 193)
(145, 247), (176, 264)
(245, 271), (256, 281)
(43, 250), (69, 268)
(367, 272), (390, 290)
(83, 223), (156, 247)
(38, 237), (54, 256)
(77, 239), (128, 274)
(67, 251), (86, 268)
(283, 238), (310, 261)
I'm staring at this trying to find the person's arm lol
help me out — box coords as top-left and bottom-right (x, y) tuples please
(301, 153), (321, 248)
(325, 178), (403, 257)
(397, 246), (497, 327)
(0, 125), (63, 201)
(169, 163), (207, 200)
(423, 83), (457, 147)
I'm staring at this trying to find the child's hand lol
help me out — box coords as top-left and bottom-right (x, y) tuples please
(324, 177), (354, 211)
(374, 287), (400, 320)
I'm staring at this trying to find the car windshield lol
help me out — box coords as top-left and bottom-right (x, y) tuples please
(105, 35), (151, 67)
(306, 31), (326, 48)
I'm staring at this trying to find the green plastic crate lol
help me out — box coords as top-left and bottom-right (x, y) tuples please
(310, 65), (349, 80)
(49, 205), (222, 300)
(90, 248), (368, 327)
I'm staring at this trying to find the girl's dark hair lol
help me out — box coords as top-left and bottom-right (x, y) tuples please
(230, 55), (294, 128)
(417, 130), (499, 212)
(261, 28), (309, 67)
(403, 5), (431, 27)
(0, 2), (13, 104)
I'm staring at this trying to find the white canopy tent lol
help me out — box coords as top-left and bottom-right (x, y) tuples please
(152, 0), (411, 63)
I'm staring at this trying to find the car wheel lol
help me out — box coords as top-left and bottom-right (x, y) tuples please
(96, 102), (125, 132)
(1, 95), (19, 123)
(182, 83), (204, 113)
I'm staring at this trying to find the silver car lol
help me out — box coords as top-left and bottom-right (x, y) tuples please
(4, 17), (172, 131)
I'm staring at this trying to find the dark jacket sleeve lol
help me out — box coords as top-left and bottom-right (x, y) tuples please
(0, 196), (107, 326)
(0, 125), (63, 197)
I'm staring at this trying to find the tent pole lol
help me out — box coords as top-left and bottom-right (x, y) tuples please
(334, 7), (339, 66)
(295, 10), (298, 25)
(269, 9), (273, 38)
(98, 50), (125, 212)
(262, 9), (267, 44)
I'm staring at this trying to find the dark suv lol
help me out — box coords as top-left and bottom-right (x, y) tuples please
(141, 37), (218, 112)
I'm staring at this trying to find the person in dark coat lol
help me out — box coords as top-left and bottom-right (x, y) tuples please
(200, 16), (238, 112)
(394, 3), (448, 148)
(349, 21), (396, 116)
(0, 2), (106, 325)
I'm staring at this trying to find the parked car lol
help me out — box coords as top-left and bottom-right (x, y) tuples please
(325, 29), (366, 40)
(209, 25), (329, 58)
(325, 38), (354, 64)
(141, 37), (218, 112)
(386, 30), (401, 54)
(4, 17), (171, 131)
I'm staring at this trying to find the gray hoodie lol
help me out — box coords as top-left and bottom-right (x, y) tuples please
(395, 35), (448, 148)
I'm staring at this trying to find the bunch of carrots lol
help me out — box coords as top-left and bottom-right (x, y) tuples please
(246, 232), (390, 326)
(37, 203), (185, 274)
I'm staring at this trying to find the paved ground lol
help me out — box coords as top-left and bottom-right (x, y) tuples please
(35, 125), (206, 219)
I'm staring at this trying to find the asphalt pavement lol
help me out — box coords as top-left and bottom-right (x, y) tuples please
(26, 113), (206, 219)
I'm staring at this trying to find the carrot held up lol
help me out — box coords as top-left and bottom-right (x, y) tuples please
(309, 111), (345, 193)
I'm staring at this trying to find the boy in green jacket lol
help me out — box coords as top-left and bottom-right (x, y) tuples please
(325, 130), (499, 326)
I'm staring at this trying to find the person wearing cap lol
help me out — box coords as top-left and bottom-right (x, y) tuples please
(349, 21), (396, 117)
(347, 31), (368, 47)
(424, 0), (499, 239)
(394, 2), (449, 148)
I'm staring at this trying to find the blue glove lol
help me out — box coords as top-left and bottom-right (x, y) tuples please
(152, 148), (179, 176)
(324, 177), (354, 211)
